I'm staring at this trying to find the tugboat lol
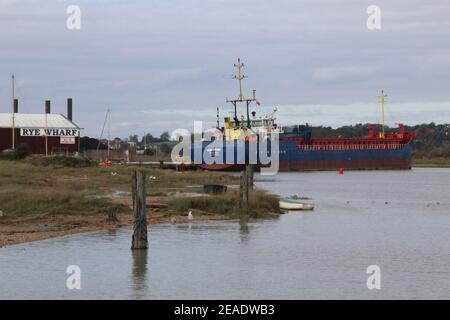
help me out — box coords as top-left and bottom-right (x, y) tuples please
(195, 59), (416, 172)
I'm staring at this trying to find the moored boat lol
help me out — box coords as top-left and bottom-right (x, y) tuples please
(279, 198), (315, 211)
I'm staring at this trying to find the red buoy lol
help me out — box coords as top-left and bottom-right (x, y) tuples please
(339, 168), (344, 174)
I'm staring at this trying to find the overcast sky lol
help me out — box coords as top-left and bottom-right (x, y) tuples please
(1, 0), (449, 138)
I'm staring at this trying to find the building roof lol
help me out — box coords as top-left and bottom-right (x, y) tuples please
(0, 113), (80, 129)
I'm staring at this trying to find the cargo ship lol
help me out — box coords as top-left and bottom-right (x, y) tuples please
(192, 59), (415, 172)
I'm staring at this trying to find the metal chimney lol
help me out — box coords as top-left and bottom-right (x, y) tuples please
(13, 99), (18, 113)
(67, 98), (73, 121)
(45, 100), (51, 114)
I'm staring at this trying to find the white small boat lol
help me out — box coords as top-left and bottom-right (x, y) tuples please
(279, 198), (315, 211)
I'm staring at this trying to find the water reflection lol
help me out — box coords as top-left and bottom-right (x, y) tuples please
(239, 219), (250, 242)
(106, 229), (118, 238)
(131, 249), (148, 299)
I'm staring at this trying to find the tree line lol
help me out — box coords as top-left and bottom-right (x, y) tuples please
(80, 131), (173, 156)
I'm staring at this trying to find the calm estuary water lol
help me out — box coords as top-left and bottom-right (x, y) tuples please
(1, 168), (450, 299)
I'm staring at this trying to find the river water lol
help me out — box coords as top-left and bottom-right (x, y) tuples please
(1, 168), (450, 299)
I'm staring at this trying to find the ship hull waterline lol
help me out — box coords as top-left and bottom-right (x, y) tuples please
(194, 146), (413, 172)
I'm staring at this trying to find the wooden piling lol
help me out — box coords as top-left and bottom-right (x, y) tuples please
(240, 166), (249, 210)
(131, 171), (137, 211)
(248, 164), (254, 188)
(132, 170), (148, 250)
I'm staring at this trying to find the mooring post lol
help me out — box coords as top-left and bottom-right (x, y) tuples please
(132, 170), (148, 250)
(131, 171), (137, 211)
(248, 164), (254, 188)
(240, 165), (249, 210)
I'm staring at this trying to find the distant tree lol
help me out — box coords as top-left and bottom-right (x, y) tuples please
(80, 137), (107, 150)
(141, 133), (156, 144)
(128, 135), (139, 143)
(159, 131), (170, 141)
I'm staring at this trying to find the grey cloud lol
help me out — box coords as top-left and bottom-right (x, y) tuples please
(0, 0), (449, 137)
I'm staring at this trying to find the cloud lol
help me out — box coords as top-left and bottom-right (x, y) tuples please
(313, 66), (379, 83)
(0, 0), (449, 137)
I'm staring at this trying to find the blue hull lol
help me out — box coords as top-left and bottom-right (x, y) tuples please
(191, 140), (413, 171)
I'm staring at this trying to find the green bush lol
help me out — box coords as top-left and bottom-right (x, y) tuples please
(0, 144), (31, 160)
(15, 144), (31, 159)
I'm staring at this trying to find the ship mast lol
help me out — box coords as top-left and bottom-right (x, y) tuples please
(378, 90), (388, 139)
(234, 58), (246, 101)
(226, 58), (258, 128)
(11, 74), (15, 149)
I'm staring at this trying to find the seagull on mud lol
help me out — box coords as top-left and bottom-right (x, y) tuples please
(188, 211), (193, 221)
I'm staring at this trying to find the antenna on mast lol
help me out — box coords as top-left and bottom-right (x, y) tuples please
(233, 58), (247, 101)
(378, 90), (388, 139)
(226, 58), (258, 128)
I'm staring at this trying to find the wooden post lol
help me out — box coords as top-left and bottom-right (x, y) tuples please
(248, 164), (254, 188)
(132, 170), (148, 250)
(131, 171), (137, 211)
(240, 165), (249, 210)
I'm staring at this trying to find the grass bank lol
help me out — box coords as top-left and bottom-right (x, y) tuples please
(412, 157), (450, 168)
(0, 157), (279, 246)
(167, 188), (279, 219)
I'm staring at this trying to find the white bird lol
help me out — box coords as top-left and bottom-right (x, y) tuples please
(188, 211), (193, 221)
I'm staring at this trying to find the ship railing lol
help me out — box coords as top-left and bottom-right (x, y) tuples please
(300, 143), (404, 151)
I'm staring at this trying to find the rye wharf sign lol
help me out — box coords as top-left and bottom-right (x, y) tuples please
(20, 128), (80, 137)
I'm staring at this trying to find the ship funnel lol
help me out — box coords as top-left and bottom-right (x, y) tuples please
(45, 100), (51, 114)
(67, 98), (73, 121)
